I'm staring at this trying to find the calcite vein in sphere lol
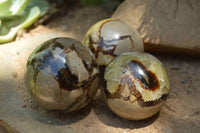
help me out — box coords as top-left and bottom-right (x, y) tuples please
(83, 19), (144, 66)
(25, 38), (100, 112)
(102, 52), (170, 120)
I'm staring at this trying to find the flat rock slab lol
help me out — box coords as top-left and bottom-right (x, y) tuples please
(112, 0), (200, 55)
(0, 5), (200, 133)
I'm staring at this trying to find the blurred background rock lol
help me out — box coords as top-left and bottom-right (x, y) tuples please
(0, 0), (200, 133)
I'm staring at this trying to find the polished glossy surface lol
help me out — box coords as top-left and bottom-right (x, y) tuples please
(102, 52), (170, 120)
(25, 37), (100, 112)
(83, 19), (144, 66)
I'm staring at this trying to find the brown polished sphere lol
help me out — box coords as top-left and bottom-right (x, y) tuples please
(83, 19), (144, 66)
(102, 52), (170, 120)
(25, 37), (100, 112)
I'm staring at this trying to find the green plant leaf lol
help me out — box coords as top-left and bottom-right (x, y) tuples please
(0, 6), (40, 43)
(0, 0), (29, 17)
(27, 0), (50, 17)
(0, 0), (11, 16)
(0, 22), (9, 35)
(10, 0), (29, 15)
(0, 0), (50, 43)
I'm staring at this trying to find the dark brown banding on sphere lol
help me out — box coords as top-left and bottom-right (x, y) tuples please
(139, 94), (168, 107)
(103, 59), (164, 106)
(98, 19), (116, 40)
(30, 40), (93, 91)
(88, 36), (96, 56)
(119, 75), (142, 100)
(104, 60), (159, 99)
(103, 74), (142, 100)
(97, 36), (134, 56)
(25, 37), (101, 112)
(128, 60), (160, 91)
(88, 19), (135, 58)
(88, 35), (117, 58)
(103, 72), (166, 106)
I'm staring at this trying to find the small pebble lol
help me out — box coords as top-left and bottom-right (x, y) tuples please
(21, 104), (27, 108)
(186, 90), (192, 94)
(183, 115), (189, 119)
(48, 120), (52, 124)
(162, 128), (171, 133)
(170, 64), (180, 70)
(180, 80), (185, 84)
(85, 124), (90, 127)
(12, 72), (18, 78)
(62, 25), (67, 31)
(123, 130), (127, 133)
(192, 108), (200, 115)
(106, 128), (111, 131)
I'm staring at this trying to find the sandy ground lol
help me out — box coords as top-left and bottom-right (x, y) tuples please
(0, 4), (200, 133)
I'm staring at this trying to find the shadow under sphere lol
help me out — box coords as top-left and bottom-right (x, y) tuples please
(93, 94), (159, 129)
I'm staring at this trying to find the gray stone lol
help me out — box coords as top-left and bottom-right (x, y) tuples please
(112, 0), (200, 55)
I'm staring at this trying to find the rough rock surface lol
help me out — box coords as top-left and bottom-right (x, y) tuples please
(0, 5), (200, 133)
(112, 0), (200, 55)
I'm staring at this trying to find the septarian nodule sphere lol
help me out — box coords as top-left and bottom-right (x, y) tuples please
(83, 19), (144, 66)
(103, 52), (170, 120)
(25, 38), (100, 112)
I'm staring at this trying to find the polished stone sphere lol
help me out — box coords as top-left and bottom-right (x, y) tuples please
(25, 37), (100, 112)
(83, 19), (144, 66)
(102, 52), (170, 120)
